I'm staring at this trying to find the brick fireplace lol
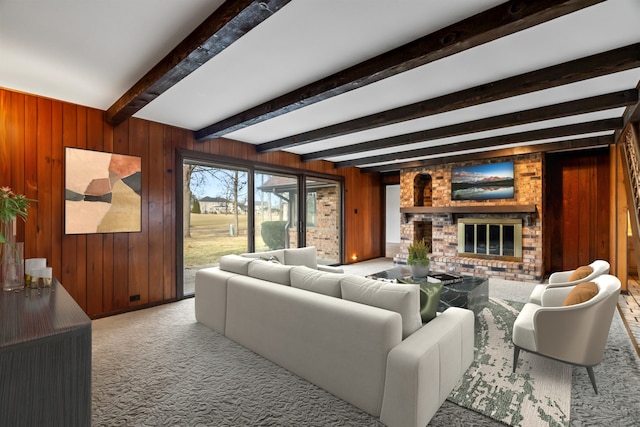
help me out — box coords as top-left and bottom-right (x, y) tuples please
(396, 154), (543, 282)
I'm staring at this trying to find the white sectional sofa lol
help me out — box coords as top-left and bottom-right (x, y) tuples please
(195, 247), (475, 427)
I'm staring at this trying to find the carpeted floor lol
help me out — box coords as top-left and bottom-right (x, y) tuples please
(92, 271), (640, 426)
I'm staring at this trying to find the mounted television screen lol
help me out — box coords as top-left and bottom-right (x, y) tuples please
(451, 161), (514, 200)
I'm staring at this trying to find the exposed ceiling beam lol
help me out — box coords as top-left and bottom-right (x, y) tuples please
(615, 82), (640, 141)
(194, 0), (605, 141)
(336, 117), (621, 168)
(361, 135), (614, 173)
(257, 43), (640, 152)
(302, 89), (637, 161)
(105, 0), (291, 126)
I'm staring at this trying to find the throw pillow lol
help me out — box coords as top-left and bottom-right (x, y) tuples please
(397, 278), (443, 323)
(567, 265), (594, 282)
(419, 281), (444, 322)
(284, 246), (318, 269)
(241, 249), (286, 264)
(562, 282), (598, 306)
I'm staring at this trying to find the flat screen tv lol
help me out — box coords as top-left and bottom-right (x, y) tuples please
(451, 161), (514, 201)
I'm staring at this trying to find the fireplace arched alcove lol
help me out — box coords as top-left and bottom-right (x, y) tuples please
(413, 173), (432, 207)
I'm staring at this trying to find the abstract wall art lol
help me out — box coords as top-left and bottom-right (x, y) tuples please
(65, 147), (141, 234)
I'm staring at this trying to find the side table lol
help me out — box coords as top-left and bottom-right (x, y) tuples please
(437, 276), (489, 316)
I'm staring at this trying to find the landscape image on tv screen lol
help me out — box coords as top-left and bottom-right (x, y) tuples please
(451, 161), (514, 200)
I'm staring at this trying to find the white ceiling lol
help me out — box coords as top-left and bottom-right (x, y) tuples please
(2, 0), (639, 170)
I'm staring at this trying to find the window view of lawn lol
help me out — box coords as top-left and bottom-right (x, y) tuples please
(183, 213), (273, 268)
(181, 161), (341, 295)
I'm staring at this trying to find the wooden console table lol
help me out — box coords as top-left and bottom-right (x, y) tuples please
(0, 280), (91, 426)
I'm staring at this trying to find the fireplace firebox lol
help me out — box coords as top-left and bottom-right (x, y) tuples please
(457, 218), (522, 259)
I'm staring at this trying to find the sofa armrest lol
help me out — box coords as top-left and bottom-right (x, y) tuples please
(317, 265), (344, 274)
(380, 307), (474, 427)
(195, 267), (239, 335)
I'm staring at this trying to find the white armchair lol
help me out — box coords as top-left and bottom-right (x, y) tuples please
(512, 274), (621, 394)
(528, 259), (610, 305)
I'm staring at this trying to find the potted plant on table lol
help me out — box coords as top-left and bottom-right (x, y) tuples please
(1, 186), (35, 290)
(407, 238), (431, 278)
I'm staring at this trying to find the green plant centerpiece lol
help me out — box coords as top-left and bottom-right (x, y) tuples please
(0, 186), (35, 243)
(407, 238), (431, 278)
(1, 186), (35, 291)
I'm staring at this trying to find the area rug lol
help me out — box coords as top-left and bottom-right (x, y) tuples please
(448, 298), (572, 427)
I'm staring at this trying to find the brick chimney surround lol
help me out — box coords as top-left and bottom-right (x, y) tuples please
(396, 153), (543, 282)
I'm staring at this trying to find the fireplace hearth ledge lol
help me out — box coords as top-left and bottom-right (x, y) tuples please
(400, 204), (537, 225)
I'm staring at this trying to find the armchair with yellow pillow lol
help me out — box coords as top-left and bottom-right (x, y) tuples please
(512, 274), (621, 394)
(527, 259), (610, 305)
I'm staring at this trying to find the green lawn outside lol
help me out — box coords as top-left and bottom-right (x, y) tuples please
(183, 213), (270, 266)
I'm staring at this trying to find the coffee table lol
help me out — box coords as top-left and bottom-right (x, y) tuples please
(366, 266), (489, 316)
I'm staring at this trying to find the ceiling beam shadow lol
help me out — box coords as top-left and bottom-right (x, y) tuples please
(195, 0), (604, 141)
(257, 43), (640, 152)
(105, 0), (292, 126)
(302, 89), (637, 161)
(361, 135), (614, 173)
(336, 117), (621, 168)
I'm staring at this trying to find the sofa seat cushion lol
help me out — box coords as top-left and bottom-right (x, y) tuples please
(248, 259), (293, 286)
(340, 275), (421, 339)
(284, 246), (318, 269)
(219, 254), (254, 275)
(290, 265), (343, 298)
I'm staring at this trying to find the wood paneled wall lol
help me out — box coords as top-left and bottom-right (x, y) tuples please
(0, 88), (383, 317)
(544, 148), (610, 273)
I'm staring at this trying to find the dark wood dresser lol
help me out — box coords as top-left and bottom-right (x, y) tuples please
(0, 279), (91, 426)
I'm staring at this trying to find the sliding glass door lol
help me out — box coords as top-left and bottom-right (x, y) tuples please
(254, 171), (299, 251)
(182, 161), (249, 295)
(178, 152), (343, 297)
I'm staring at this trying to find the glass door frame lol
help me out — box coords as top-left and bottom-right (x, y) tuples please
(176, 149), (344, 299)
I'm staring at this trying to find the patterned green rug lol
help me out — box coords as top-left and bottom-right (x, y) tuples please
(448, 298), (572, 427)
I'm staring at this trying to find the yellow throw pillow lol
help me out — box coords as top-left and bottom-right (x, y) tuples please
(562, 282), (598, 306)
(567, 265), (594, 282)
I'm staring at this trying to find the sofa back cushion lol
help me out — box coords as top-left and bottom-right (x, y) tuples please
(290, 265), (343, 298)
(284, 246), (318, 269)
(219, 254), (254, 275)
(340, 275), (421, 338)
(248, 259), (293, 286)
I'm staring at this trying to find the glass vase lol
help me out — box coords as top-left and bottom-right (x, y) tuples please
(1, 218), (25, 291)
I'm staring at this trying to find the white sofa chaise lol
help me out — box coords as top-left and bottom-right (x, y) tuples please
(195, 249), (475, 427)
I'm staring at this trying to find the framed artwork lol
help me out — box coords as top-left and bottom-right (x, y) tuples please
(65, 147), (141, 234)
(451, 161), (515, 201)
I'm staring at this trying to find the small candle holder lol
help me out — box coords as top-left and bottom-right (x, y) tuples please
(33, 267), (53, 288)
(25, 258), (46, 288)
